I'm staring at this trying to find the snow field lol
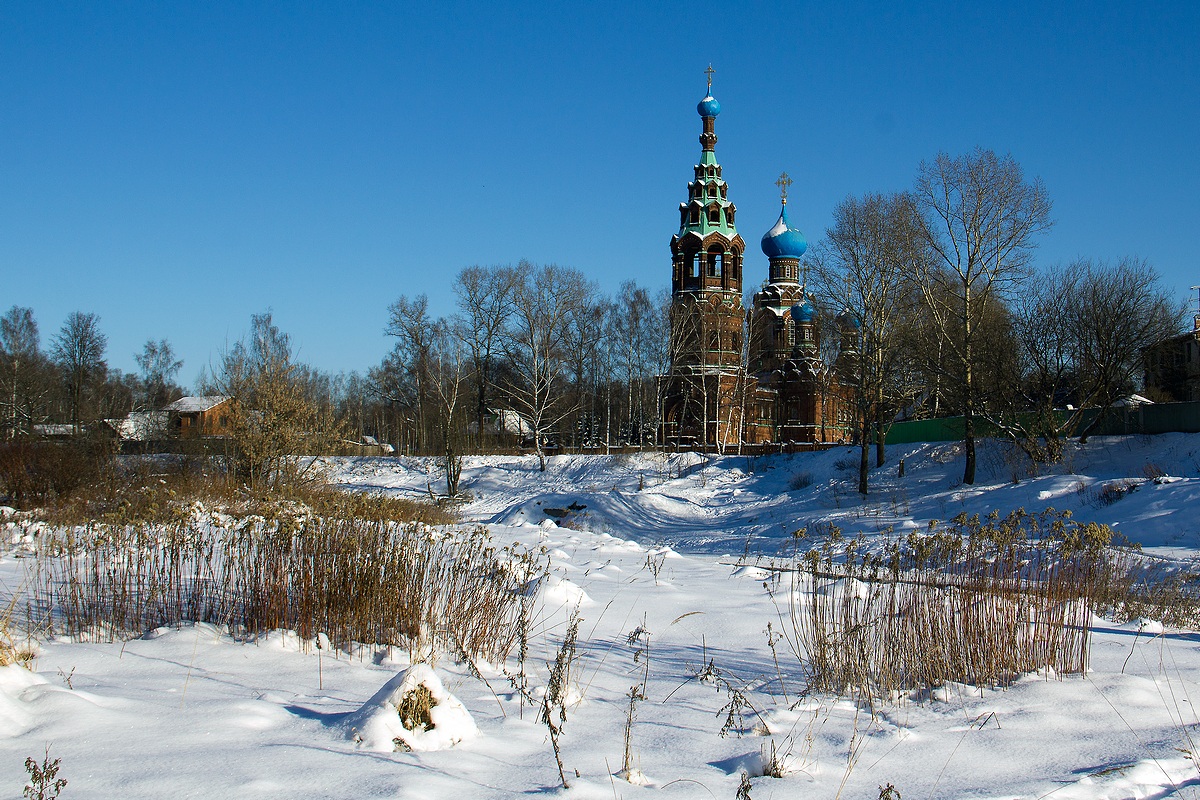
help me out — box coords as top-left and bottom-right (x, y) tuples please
(2, 434), (1200, 797)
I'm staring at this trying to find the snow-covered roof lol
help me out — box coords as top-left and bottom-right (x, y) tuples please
(105, 412), (169, 441)
(1113, 394), (1154, 407)
(33, 424), (75, 437)
(491, 409), (533, 435)
(164, 396), (231, 413)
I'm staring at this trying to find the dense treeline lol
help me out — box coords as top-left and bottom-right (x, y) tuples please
(0, 307), (189, 438)
(805, 148), (1185, 492)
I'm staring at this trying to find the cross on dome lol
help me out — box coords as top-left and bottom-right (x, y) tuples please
(705, 64), (715, 93)
(776, 172), (792, 205)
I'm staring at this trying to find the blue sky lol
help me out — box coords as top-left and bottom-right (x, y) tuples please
(2, 2), (1198, 387)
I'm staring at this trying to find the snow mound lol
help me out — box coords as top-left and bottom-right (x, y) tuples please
(344, 664), (478, 753)
(540, 575), (593, 606)
(0, 664), (49, 737)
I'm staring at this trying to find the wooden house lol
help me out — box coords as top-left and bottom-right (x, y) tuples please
(164, 396), (232, 438)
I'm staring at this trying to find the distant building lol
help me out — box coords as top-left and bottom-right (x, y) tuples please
(164, 396), (232, 438)
(100, 411), (169, 444)
(1145, 313), (1200, 402)
(659, 78), (856, 447)
(32, 424), (76, 439)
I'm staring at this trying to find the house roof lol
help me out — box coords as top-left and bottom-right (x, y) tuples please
(104, 412), (169, 441)
(33, 424), (76, 437)
(164, 396), (231, 413)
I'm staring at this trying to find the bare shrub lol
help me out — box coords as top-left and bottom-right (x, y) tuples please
(789, 472), (814, 491)
(0, 441), (103, 507)
(1142, 462), (1167, 480)
(23, 747), (66, 800)
(1090, 546), (1200, 628)
(1092, 479), (1139, 507)
(787, 510), (1111, 701)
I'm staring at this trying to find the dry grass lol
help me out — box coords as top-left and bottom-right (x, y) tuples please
(786, 510), (1113, 701)
(27, 516), (542, 663)
(33, 457), (455, 529)
(0, 599), (35, 668)
(397, 683), (438, 732)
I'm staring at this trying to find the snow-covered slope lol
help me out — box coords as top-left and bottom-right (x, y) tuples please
(329, 434), (1200, 558)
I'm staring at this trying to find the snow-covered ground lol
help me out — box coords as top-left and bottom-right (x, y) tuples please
(3, 435), (1200, 798)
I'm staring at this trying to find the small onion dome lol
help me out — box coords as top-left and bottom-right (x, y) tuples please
(790, 300), (816, 324)
(838, 308), (862, 329)
(697, 94), (721, 117)
(761, 205), (808, 259)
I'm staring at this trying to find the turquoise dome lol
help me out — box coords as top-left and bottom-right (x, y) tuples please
(761, 205), (807, 259)
(790, 301), (816, 324)
(697, 94), (721, 117)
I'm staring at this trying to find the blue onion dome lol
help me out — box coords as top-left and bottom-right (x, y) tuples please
(790, 300), (816, 323)
(697, 94), (721, 117)
(761, 205), (808, 259)
(838, 308), (862, 329)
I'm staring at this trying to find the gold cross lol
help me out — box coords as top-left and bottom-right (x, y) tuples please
(776, 172), (792, 203)
(705, 64), (715, 93)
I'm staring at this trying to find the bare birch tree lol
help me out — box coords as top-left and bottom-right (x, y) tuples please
(385, 295), (437, 453)
(810, 192), (928, 494)
(51, 311), (108, 432)
(429, 318), (470, 496)
(500, 263), (591, 471)
(135, 338), (184, 410)
(1, 306), (50, 439)
(913, 149), (1052, 485)
(453, 264), (519, 448)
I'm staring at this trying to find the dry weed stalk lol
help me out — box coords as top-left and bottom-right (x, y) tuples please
(789, 509), (1116, 701)
(541, 607), (581, 789)
(28, 516), (543, 663)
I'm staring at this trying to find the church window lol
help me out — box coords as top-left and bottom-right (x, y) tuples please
(707, 251), (723, 277)
(720, 184), (727, 199)
(708, 205), (721, 224)
(732, 330), (741, 352)
(691, 254), (700, 278)
(727, 206), (735, 224)
(689, 206), (700, 225)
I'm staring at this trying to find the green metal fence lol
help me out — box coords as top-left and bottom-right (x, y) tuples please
(884, 401), (1200, 445)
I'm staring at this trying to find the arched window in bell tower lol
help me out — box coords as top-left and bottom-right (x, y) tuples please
(707, 248), (723, 278)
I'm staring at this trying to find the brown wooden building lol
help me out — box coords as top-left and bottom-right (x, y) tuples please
(164, 396), (233, 438)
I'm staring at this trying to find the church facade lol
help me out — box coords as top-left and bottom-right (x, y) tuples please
(659, 81), (857, 448)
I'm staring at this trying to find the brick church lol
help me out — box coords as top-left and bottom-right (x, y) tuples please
(659, 76), (858, 448)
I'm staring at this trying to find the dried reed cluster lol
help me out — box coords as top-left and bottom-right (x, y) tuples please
(28, 517), (542, 662)
(788, 509), (1114, 699)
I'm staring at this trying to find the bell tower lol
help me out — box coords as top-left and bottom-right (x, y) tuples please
(661, 68), (749, 447)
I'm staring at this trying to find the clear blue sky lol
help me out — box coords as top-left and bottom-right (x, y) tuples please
(3, 2), (1198, 388)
